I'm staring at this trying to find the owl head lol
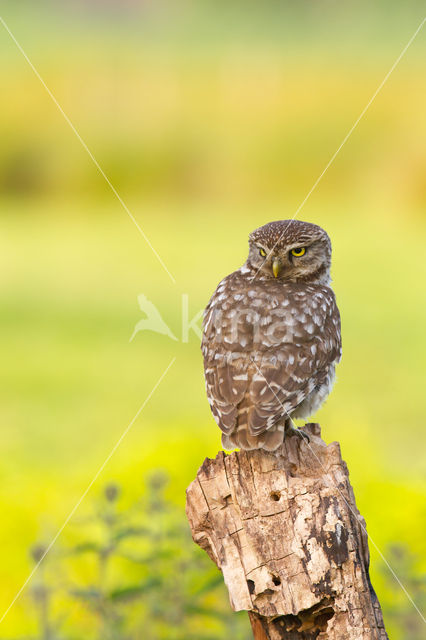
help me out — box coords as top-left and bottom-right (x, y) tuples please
(247, 220), (332, 284)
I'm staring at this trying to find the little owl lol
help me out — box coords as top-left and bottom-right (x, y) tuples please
(202, 220), (341, 451)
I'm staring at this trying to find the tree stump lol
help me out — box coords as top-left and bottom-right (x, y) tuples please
(185, 423), (388, 639)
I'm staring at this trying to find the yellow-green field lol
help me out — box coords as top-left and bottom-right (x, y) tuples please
(0, 2), (425, 638)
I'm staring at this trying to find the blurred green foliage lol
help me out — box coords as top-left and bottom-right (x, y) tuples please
(0, 1), (425, 638)
(25, 477), (250, 640)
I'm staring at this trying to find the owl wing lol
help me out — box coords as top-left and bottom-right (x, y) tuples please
(247, 288), (341, 434)
(247, 345), (327, 434)
(202, 287), (246, 435)
(202, 278), (341, 438)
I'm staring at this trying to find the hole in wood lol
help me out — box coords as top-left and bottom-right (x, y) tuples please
(273, 613), (301, 632)
(247, 579), (255, 594)
(270, 491), (281, 501)
(314, 608), (335, 631)
(272, 574), (281, 586)
(288, 463), (298, 478)
(270, 600), (335, 633)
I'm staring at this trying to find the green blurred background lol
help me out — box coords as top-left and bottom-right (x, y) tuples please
(0, 1), (425, 637)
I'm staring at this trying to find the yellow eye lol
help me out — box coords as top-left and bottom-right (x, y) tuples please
(291, 247), (306, 257)
(259, 248), (267, 257)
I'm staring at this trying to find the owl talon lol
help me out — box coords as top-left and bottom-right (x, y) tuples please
(285, 422), (310, 443)
(298, 429), (310, 443)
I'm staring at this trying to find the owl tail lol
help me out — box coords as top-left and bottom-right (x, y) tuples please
(222, 422), (285, 452)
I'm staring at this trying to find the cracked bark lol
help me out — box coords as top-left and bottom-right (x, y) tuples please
(185, 423), (388, 639)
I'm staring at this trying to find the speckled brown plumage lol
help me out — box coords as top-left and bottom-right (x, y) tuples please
(201, 219), (341, 451)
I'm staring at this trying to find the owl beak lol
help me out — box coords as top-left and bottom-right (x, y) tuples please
(272, 257), (281, 278)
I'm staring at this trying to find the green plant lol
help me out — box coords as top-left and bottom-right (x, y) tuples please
(28, 475), (250, 640)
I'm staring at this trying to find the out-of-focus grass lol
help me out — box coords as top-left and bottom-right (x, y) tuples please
(0, 1), (425, 637)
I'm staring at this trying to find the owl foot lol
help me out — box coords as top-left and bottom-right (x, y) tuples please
(284, 420), (310, 443)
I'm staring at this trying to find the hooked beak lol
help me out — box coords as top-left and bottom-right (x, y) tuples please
(272, 257), (281, 278)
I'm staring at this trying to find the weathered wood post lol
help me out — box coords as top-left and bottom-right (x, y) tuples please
(186, 423), (388, 639)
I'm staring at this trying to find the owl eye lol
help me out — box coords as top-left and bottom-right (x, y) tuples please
(290, 247), (306, 257)
(259, 248), (267, 257)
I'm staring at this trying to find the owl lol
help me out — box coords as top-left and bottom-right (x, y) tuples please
(201, 220), (341, 451)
